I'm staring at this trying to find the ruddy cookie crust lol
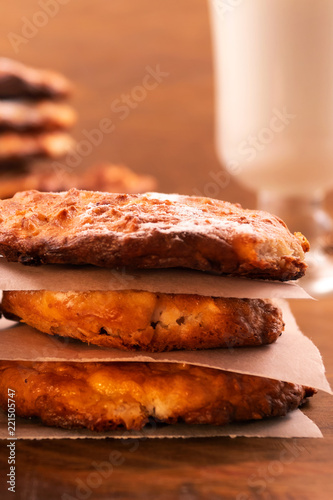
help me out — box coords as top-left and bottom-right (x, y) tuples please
(1, 291), (284, 351)
(0, 361), (315, 431)
(0, 189), (309, 280)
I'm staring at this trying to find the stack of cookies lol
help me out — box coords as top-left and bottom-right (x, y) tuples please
(0, 190), (316, 432)
(0, 58), (76, 198)
(0, 59), (156, 198)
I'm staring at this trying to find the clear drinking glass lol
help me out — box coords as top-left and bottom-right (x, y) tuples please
(209, 0), (333, 295)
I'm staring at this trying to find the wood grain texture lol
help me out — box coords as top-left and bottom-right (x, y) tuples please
(0, 1), (332, 499)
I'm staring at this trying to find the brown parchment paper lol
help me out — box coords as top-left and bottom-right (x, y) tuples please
(0, 259), (311, 299)
(0, 408), (322, 440)
(0, 300), (331, 394)
(0, 261), (326, 439)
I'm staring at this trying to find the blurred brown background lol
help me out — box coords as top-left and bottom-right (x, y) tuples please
(2, 0), (333, 211)
(0, 0), (257, 206)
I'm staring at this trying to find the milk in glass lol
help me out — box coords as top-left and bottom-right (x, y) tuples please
(210, 0), (333, 196)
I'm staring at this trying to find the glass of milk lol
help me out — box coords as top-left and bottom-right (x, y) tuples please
(209, 0), (333, 295)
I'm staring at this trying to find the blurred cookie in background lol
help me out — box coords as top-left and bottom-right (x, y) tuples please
(0, 163), (157, 199)
(0, 58), (72, 100)
(0, 59), (156, 198)
(78, 163), (157, 193)
(0, 57), (76, 192)
(0, 131), (75, 162)
(0, 100), (77, 132)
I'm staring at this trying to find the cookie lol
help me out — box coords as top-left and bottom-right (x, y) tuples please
(0, 361), (315, 431)
(1, 291), (284, 351)
(0, 100), (76, 132)
(0, 189), (309, 280)
(0, 131), (74, 161)
(0, 58), (72, 99)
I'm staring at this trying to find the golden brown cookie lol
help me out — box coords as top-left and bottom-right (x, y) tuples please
(1, 290), (284, 351)
(0, 189), (309, 280)
(0, 131), (74, 161)
(0, 361), (315, 431)
(78, 163), (157, 193)
(0, 58), (72, 99)
(0, 167), (67, 199)
(0, 100), (76, 132)
(0, 164), (156, 199)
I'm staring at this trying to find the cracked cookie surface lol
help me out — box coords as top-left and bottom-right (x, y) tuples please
(2, 290), (284, 351)
(0, 189), (309, 280)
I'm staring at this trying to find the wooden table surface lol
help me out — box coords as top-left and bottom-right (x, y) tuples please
(0, 1), (333, 499)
